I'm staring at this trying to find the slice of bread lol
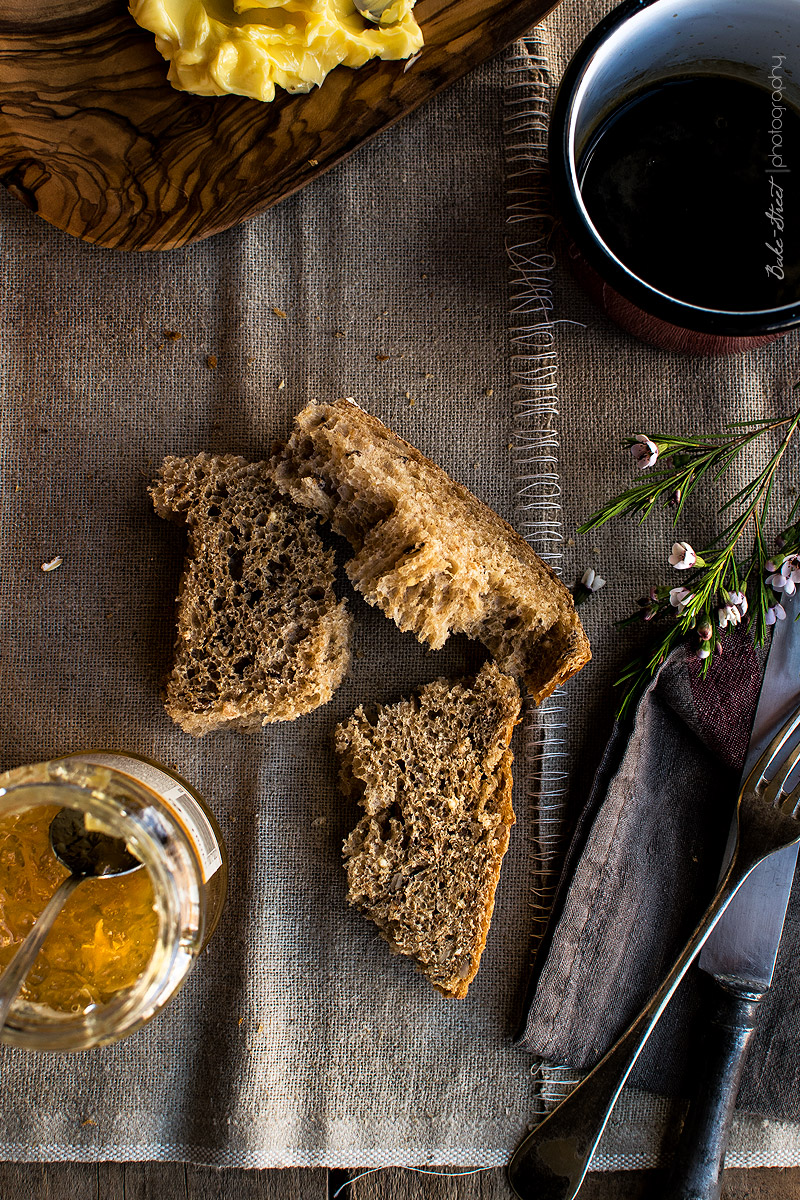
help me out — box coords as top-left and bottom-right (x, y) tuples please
(272, 399), (590, 703)
(151, 453), (352, 736)
(337, 661), (520, 998)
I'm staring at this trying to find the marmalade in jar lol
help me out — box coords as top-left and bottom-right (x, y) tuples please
(0, 805), (159, 1014)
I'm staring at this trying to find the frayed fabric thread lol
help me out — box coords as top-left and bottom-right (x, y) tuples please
(504, 30), (570, 961)
(332, 1166), (493, 1197)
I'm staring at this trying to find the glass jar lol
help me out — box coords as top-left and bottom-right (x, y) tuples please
(0, 752), (228, 1051)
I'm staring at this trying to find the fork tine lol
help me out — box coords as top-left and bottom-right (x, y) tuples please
(745, 705), (800, 794)
(780, 783), (800, 817)
(763, 737), (800, 807)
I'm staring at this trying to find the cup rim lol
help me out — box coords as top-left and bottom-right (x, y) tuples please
(548, 0), (800, 337)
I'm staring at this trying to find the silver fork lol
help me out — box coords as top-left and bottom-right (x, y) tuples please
(507, 703), (800, 1200)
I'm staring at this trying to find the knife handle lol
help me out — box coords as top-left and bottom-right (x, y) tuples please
(662, 981), (764, 1200)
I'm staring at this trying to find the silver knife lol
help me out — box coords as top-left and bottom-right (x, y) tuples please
(664, 609), (800, 1200)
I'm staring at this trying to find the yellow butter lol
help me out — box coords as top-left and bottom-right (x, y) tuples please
(130, 0), (423, 103)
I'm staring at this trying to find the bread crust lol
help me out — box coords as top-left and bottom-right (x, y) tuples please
(151, 452), (352, 736)
(338, 662), (521, 998)
(273, 399), (590, 702)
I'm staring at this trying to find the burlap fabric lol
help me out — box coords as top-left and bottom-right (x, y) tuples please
(0, 54), (546, 1169)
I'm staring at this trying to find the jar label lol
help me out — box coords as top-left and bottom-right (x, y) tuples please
(73, 753), (224, 884)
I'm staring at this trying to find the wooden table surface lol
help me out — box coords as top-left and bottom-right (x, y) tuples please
(3, 1163), (798, 1198)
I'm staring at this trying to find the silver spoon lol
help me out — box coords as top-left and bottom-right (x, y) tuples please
(0, 808), (141, 1027)
(353, 0), (400, 26)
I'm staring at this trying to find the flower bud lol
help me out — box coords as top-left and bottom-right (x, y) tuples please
(630, 435), (659, 470)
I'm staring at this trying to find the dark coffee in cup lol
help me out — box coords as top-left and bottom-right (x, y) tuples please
(579, 74), (800, 311)
(550, 0), (800, 353)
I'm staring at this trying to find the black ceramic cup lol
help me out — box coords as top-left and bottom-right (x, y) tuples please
(549, 0), (800, 354)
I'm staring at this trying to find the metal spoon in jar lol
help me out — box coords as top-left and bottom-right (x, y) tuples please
(0, 808), (141, 1028)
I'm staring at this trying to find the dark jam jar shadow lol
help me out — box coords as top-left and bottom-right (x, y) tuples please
(577, 75), (800, 315)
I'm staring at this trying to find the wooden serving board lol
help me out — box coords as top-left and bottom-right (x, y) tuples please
(0, 0), (559, 252)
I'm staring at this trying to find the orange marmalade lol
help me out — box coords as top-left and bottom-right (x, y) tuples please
(0, 805), (159, 1014)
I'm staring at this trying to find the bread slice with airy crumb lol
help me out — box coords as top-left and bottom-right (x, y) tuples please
(337, 661), (520, 998)
(271, 399), (590, 703)
(151, 453), (352, 736)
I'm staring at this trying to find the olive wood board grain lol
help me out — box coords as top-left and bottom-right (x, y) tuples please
(0, 0), (560, 252)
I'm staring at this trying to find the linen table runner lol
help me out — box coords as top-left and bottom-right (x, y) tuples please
(0, 47), (551, 1169)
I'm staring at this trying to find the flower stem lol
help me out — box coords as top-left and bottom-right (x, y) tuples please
(593, 399), (800, 719)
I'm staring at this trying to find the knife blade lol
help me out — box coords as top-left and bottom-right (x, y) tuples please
(664, 608), (800, 1200)
(699, 605), (800, 989)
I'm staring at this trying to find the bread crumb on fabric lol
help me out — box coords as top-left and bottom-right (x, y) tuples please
(41, 556), (63, 572)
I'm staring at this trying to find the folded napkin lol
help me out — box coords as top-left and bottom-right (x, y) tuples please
(518, 630), (800, 1121)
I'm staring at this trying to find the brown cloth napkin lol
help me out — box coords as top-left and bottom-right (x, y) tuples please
(517, 632), (800, 1122)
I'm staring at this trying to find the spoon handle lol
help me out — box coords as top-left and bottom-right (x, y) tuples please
(0, 874), (82, 1029)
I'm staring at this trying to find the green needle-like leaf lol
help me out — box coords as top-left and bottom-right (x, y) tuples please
(586, 400), (800, 718)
